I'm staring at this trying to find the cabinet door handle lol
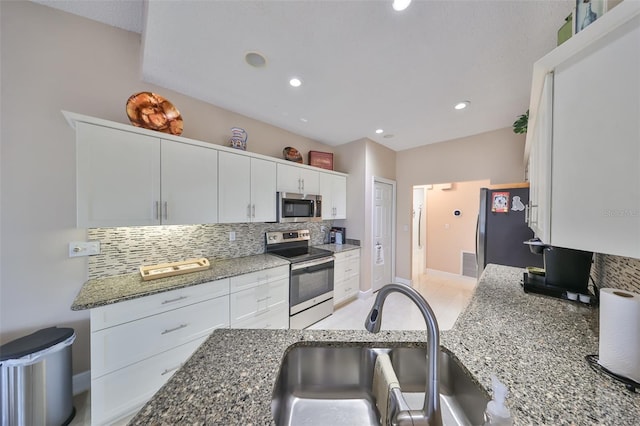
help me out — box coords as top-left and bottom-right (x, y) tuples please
(302, 178), (305, 191)
(525, 204), (530, 224)
(247, 204), (251, 219)
(161, 364), (181, 376)
(155, 201), (160, 220)
(161, 323), (188, 335)
(161, 296), (188, 305)
(252, 204), (256, 218)
(163, 201), (168, 220)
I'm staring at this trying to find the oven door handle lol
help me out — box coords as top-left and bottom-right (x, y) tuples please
(291, 257), (334, 271)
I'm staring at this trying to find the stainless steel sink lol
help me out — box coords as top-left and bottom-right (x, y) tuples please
(271, 345), (490, 426)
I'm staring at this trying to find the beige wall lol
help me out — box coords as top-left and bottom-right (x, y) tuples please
(425, 180), (490, 274)
(335, 139), (367, 243)
(0, 2), (336, 375)
(335, 138), (396, 292)
(396, 128), (526, 280)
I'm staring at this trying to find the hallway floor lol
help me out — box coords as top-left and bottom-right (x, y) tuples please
(69, 270), (476, 425)
(310, 270), (477, 331)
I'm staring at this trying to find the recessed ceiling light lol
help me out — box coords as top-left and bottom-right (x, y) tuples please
(454, 101), (470, 110)
(289, 78), (302, 87)
(375, 129), (384, 134)
(300, 118), (308, 123)
(245, 51), (266, 68)
(392, 0), (412, 11)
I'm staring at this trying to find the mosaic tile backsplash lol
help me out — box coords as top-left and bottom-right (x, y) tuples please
(88, 220), (640, 293)
(88, 221), (332, 279)
(593, 253), (640, 294)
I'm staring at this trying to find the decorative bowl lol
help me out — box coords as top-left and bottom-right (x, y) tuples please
(283, 147), (303, 163)
(126, 92), (183, 135)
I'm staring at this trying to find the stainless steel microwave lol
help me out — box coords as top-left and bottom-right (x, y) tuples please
(277, 192), (322, 223)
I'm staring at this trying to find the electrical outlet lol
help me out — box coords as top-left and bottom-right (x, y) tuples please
(229, 231), (236, 241)
(69, 241), (101, 257)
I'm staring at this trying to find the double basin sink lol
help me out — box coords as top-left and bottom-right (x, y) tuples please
(271, 344), (490, 426)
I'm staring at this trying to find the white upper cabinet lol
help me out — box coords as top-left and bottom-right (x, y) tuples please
(76, 122), (218, 228)
(161, 140), (218, 225)
(552, 13), (639, 257)
(68, 111), (346, 228)
(218, 151), (276, 223)
(526, 73), (553, 244)
(251, 157), (277, 222)
(77, 122), (161, 227)
(320, 173), (347, 220)
(525, 2), (640, 258)
(277, 163), (320, 195)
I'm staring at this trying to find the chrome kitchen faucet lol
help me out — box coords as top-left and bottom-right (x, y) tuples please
(365, 284), (442, 426)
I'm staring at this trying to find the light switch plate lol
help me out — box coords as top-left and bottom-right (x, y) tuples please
(69, 241), (101, 257)
(229, 231), (236, 241)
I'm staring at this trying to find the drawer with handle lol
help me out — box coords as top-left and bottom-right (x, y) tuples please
(91, 295), (229, 378)
(90, 278), (230, 332)
(229, 265), (289, 293)
(230, 278), (288, 326)
(90, 336), (206, 426)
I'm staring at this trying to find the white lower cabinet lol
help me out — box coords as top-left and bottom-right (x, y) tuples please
(89, 279), (230, 425)
(90, 337), (206, 425)
(333, 249), (360, 306)
(89, 267), (291, 424)
(230, 266), (289, 329)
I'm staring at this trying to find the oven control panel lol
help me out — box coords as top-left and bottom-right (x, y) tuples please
(266, 230), (310, 244)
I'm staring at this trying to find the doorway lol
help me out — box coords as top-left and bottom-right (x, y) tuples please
(412, 186), (427, 281)
(372, 177), (396, 292)
(412, 179), (490, 277)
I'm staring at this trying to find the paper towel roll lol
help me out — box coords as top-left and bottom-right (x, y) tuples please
(598, 288), (640, 382)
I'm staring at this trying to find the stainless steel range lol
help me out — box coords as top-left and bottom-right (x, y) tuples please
(265, 230), (334, 329)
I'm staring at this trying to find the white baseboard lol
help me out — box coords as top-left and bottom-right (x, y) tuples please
(426, 268), (477, 282)
(358, 288), (373, 299)
(394, 277), (412, 286)
(73, 370), (91, 395)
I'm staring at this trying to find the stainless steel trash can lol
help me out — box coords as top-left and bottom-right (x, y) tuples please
(0, 327), (76, 426)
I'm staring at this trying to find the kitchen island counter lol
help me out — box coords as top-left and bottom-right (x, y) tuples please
(130, 264), (639, 425)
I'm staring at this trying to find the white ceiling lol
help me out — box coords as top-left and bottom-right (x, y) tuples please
(35, 0), (573, 151)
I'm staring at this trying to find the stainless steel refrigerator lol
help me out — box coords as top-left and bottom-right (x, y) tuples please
(476, 186), (543, 277)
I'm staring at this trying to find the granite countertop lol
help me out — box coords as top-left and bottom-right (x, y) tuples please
(130, 264), (640, 425)
(314, 243), (361, 253)
(442, 264), (639, 425)
(70, 254), (290, 310)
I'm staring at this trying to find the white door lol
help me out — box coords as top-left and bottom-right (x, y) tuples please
(372, 179), (394, 292)
(411, 187), (426, 280)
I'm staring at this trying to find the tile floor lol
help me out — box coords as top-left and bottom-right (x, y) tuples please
(68, 271), (476, 425)
(310, 270), (477, 331)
